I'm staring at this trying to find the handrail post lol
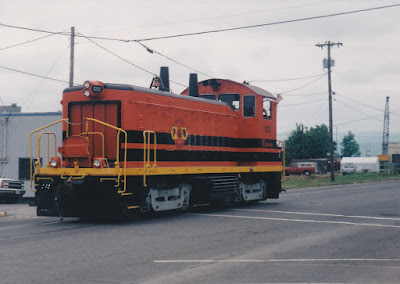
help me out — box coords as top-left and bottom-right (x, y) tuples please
(153, 133), (157, 167)
(29, 118), (69, 192)
(277, 140), (285, 182)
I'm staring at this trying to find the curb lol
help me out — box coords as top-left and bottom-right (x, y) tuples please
(0, 211), (7, 217)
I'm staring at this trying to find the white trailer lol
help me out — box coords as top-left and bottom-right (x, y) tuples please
(340, 157), (380, 174)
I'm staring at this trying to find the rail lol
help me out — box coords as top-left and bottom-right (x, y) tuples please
(277, 140), (285, 182)
(143, 130), (157, 187)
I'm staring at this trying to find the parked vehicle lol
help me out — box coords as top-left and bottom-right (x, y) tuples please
(0, 178), (25, 203)
(340, 157), (379, 174)
(341, 163), (357, 175)
(285, 162), (316, 176)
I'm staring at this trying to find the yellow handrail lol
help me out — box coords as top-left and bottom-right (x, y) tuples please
(143, 130), (157, 187)
(38, 132), (57, 167)
(30, 119), (70, 192)
(80, 131), (105, 157)
(277, 140), (285, 182)
(83, 118), (128, 194)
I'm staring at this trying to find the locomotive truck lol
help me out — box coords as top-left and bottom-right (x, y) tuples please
(30, 67), (284, 219)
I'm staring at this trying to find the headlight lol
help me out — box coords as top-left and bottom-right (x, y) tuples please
(50, 157), (61, 168)
(84, 90), (90, 97)
(93, 159), (102, 168)
(83, 81), (90, 89)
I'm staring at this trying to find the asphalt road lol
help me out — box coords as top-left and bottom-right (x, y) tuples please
(1, 180), (399, 283)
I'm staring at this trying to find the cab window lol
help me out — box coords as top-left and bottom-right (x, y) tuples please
(263, 100), (271, 119)
(218, 94), (240, 110)
(243, 95), (255, 117)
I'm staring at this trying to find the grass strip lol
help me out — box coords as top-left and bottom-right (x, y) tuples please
(282, 172), (400, 190)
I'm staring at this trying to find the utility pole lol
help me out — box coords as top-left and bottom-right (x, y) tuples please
(316, 41), (343, 182)
(301, 125), (307, 159)
(382, 96), (390, 154)
(69, 26), (75, 88)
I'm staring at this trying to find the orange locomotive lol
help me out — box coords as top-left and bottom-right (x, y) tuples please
(31, 67), (284, 218)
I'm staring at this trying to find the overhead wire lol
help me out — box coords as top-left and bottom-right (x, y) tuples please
(77, 32), (155, 76)
(276, 73), (327, 95)
(136, 42), (214, 78)
(334, 114), (383, 126)
(249, 74), (326, 83)
(1, 3), (400, 42)
(335, 93), (384, 112)
(0, 33), (59, 51)
(136, 0), (342, 29)
(132, 3), (400, 42)
(279, 98), (326, 107)
(22, 44), (70, 110)
(334, 98), (382, 121)
(283, 91), (327, 97)
(335, 106), (400, 127)
(0, 65), (70, 84)
(77, 32), (188, 88)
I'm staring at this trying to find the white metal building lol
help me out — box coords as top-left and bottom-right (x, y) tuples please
(340, 157), (380, 173)
(0, 112), (62, 197)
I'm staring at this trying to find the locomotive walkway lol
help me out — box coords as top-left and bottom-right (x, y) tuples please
(0, 180), (399, 283)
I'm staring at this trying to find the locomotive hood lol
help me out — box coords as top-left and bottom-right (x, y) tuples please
(181, 79), (277, 101)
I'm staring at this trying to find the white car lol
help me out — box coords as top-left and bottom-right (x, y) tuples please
(0, 178), (25, 203)
(341, 163), (357, 175)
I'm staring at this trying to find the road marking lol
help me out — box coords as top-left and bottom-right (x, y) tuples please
(155, 258), (400, 263)
(282, 181), (399, 196)
(0, 219), (77, 231)
(233, 209), (400, 221)
(192, 213), (400, 228)
(283, 186), (368, 196)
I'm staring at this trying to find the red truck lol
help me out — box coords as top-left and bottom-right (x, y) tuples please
(285, 162), (316, 176)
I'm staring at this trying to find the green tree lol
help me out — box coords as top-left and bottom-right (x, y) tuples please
(284, 124), (304, 164)
(285, 123), (334, 164)
(341, 131), (360, 157)
(306, 124), (331, 158)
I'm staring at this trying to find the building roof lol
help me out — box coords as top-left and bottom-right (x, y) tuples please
(0, 112), (61, 117)
(341, 157), (379, 164)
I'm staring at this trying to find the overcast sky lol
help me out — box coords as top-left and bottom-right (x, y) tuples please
(1, 0), (400, 149)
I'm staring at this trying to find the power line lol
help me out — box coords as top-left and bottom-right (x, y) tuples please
(277, 74), (327, 95)
(284, 91), (327, 97)
(136, 42), (214, 78)
(249, 74), (326, 83)
(78, 32), (187, 88)
(1, 3), (400, 42)
(133, 3), (400, 42)
(0, 33), (59, 51)
(335, 113), (383, 126)
(77, 32), (155, 76)
(335, 93), (384, 112)
(279, 98), (326, 107)
(334, 98), (382, 121)
(22, 45), (70, 110)
(0, 64), (70, 84)
(137, 0), (340, 29)
(335, 107), (400, 127)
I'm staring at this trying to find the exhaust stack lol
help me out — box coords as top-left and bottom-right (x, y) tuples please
(159, 66), (170, 92)
(188, 73), (198, 97)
